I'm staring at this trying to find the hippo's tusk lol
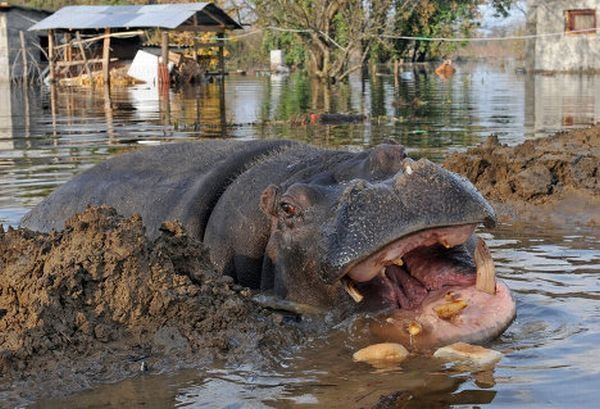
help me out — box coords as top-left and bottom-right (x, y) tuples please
(474, 238), (496, 295)
(343, 278), (364, 303)
(392, 256), (404, 266)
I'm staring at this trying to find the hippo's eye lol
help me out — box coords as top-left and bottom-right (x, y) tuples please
(280, 202), (297, 217)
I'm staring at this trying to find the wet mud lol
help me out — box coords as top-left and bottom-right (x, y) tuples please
(0, 206), (308, 406)
(444, 126), (600, 226)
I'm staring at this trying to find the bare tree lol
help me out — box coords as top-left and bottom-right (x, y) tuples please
(253, 0), (394, 83)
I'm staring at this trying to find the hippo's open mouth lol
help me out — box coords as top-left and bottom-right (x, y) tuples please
(339, 224), (516, 349)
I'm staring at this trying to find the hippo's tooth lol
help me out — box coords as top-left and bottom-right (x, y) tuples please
(343, 279), (364, 303)
(406, 321), (422, 336)
(440, 240), (451, 249)
(434, 299), (467, 319)
(392, 256), (404, 266)
(474, 238), (496, 295)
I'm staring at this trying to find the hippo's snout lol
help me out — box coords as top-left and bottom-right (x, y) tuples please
(308, 158), (515, 348)
(320, 158), (496, 285)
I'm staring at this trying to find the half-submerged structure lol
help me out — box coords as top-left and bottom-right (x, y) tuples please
(0, 3), (50, 82)
(527, 1), (599, 73)
(28, 2), (242, 85)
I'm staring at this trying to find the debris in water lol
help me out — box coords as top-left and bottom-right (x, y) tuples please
(353, 343), (409, 367)
(433, 342), (503, 370)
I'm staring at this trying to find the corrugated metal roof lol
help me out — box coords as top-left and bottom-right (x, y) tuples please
(29, 3), (242, 31)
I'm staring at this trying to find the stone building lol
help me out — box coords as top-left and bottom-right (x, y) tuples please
(527, 0), (599, 72)
(0, 3), (49, 82)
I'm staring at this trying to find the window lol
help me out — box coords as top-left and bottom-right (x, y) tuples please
(565, 9), (597, 34)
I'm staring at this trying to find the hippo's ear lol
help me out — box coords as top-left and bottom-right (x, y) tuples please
(260, 184), (281, 217)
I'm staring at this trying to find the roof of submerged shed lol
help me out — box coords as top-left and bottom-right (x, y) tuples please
(29, 2), (242, 31)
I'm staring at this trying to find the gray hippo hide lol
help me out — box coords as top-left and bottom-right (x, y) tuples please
(22, 140), (515, 346)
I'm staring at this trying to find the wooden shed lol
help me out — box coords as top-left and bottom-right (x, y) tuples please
(28, 2), (242, 85)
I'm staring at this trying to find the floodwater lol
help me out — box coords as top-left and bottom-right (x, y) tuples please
(1, 62), (600, 407)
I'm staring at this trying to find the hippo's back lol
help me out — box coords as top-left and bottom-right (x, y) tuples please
(21, 139), (296, 238)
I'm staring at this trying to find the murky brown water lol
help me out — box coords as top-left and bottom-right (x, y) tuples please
(32, 222), (599, 409)
(1, 62), (599, 407)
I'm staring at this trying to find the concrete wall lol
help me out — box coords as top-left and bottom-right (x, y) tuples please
(0, 14), (9, 82)
(527, 0), (600, 72)
(0, 8), (48, 82)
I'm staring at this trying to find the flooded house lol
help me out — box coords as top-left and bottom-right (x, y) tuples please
(527, 0), (600, 72)
(0, 3), (50, 82)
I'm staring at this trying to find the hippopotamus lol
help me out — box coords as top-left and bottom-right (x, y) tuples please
(21, 140), (515, 349)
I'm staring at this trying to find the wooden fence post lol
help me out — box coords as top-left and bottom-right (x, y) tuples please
(48, 29), (55, 83)
(75, 31), (93, 84)
(102, 28), (111, 86)
(217, 33), (225, 78)
(19, 31), (28, 85)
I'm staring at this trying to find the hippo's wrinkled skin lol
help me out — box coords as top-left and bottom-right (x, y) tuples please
(22, 140), (514, 347)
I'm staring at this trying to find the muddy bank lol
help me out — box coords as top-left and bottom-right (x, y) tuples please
(0, 206), (309, 406)
(444, 126), (600, 226)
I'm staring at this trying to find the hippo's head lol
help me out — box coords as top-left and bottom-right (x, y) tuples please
(260, 143), (515, 349)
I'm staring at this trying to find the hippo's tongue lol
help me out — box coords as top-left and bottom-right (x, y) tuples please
(353, 243), (477, 311)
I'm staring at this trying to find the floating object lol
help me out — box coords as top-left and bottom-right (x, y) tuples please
(353, 343), (409, 367)
(433, 342), (503, 370)
(435, 59), (455, 79)
(128, 50), (174, 85)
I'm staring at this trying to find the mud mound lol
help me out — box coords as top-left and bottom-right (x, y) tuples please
(0, 206), (304, 405)
(444, 126), (599, 225)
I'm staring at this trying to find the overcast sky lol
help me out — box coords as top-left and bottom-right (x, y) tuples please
(480, 0), (527, 31)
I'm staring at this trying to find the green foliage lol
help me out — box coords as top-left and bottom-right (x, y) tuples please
(262, 30), (305, 67)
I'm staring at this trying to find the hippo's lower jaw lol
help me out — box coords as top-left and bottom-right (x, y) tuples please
(340, 224), (516, 350)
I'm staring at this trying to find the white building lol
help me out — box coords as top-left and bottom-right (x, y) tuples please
(527, 0), (600, 72)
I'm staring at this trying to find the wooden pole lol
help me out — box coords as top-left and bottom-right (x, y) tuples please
(19, 31), (29, 85)
(64, 32), (72, 62)
(158, 31), (170, 87)
(217, 33), (225, 78)
(192, 14), (199, 61)
(75, 31), (93, 84)
(161, 31), (169, 63)
(102, 27), (111, 86)
(48, 29), (55, 83)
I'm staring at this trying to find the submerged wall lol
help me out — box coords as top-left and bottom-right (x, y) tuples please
(527, 0), (600, 72)
(0, 13), (8, 82)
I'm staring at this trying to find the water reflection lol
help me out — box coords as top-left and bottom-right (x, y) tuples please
(2, 64), (600, 226)
(526, 73), (600, 136)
